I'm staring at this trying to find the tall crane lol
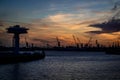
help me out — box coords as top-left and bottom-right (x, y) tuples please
(25, 37), (28, 48)
(86, 37), (92, 47)
(72, 35), (77, 47)
(96, 40), (100, 48)
(76, 37), (81, 48)
(77, 37), (81, 44)
(56, 37), (61, 47)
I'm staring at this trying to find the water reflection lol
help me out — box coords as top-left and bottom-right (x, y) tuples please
(0, 51), (120, 80)
(13, 64), (19, 80)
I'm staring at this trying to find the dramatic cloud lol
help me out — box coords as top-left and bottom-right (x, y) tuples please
(0, 0), (118, 46)
(87, 0), (120, 34)
(88, 19), (120, 34)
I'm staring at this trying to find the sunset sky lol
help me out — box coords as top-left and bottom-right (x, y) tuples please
(0, 0), (120, 47)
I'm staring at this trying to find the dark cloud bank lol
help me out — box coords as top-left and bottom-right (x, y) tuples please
(88, 19), (120, 34)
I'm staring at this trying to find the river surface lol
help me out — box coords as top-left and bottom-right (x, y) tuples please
(0, 51), (120, 80)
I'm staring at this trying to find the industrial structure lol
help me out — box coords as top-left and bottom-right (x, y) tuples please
(6, 25), (29, 54)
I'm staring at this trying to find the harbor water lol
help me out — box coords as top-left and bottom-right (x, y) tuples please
(0, 51), (120, 80)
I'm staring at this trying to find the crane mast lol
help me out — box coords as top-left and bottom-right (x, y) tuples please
(56, 37), (61, 47)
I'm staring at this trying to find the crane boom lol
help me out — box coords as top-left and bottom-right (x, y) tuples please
(73, 35), (77, 46)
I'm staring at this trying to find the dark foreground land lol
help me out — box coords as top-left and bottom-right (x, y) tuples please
(0, 51), (45, 64)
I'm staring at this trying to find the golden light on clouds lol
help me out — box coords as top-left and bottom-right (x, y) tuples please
(0, 9), (119, 47)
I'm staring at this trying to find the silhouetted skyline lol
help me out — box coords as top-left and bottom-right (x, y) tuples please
(0, 0), (120, 47)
